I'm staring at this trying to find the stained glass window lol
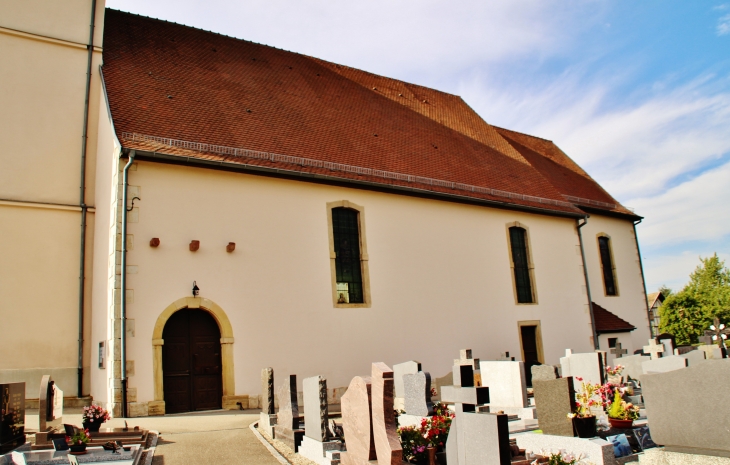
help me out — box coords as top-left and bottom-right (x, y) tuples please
(509, 226), (534, 303)
(332, 207), (364, 304)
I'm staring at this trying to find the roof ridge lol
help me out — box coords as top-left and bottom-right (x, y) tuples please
(490, 125), (554, 143)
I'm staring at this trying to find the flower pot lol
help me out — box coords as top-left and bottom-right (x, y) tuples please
(69, 443), (87, 453)
(83, 421), (102, 432)
(608, 418), (634, 429)
(572, 415), (597, 438)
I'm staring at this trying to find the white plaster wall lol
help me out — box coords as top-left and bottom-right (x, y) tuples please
(114, 161), (600, 404)
(89, 84), (120, 406)
(598, 333), (636, 367)
(0, 0), (105, 46)
(582, 215), (652, 353)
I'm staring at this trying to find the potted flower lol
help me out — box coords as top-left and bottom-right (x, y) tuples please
(605, 389), (639, 429)
(82, 404), (110, 432)
(397, 399), (454, 464)
(66, 428), (91, 454)
(605, 365), (624, 386)
(533, 449), (593, 464)
(567, 378), (605, 438)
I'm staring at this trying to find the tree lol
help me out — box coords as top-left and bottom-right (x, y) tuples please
(659, 254), (730, 345)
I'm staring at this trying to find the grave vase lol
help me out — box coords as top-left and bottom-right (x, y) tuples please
(69, 443), (87, 454)
(572, 415), (597, 438)
(83, 421), (102, 433)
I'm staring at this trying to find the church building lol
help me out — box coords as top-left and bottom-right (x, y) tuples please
(0, 3), (651, 417)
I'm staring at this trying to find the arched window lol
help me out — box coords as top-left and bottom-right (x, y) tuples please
(328, 201), (370, 307)
(598, 235), (618, 296)
(508, 225), (536, 304)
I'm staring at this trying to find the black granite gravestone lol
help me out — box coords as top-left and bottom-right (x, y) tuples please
(0, 382), (26, 453)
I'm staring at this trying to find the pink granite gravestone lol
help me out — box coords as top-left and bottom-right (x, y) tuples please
(340, 376), (376, 465)
(371, 362), (406, 465)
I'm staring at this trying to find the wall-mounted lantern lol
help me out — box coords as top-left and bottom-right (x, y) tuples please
(190, 240), (200, 252)
(150, 238), (160, 247)
(226, 242), (236, 253)
(192, 281), (199, 297)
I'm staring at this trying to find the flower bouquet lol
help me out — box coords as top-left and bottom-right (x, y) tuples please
(567, 378), (607, 438)
(82, 404), (111, 432)
(605, 365), (624, 385)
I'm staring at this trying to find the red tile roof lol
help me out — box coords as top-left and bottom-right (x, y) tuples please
(102, 9), (635, 217)
(593, 302), (637, 334)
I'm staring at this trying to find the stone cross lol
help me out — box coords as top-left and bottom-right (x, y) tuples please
(643, 340), (665, 360)
(453, 349), (481, 387)
(703, 317), (729, 358)
(261, 367), (275, 415)
(610, 342), (628, 358)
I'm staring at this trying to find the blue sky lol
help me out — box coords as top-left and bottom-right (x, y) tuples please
(106, 0), (730, 292)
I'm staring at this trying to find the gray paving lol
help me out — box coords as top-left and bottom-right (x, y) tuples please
(27, 409), (281, 465)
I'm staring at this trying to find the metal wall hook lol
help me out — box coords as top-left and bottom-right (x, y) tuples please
(127, 197), (141, 211)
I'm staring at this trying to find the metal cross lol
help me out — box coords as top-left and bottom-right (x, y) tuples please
(643, 339), (665, 360)
(610, 342), (628, 358)
(703, 317), (729, 359)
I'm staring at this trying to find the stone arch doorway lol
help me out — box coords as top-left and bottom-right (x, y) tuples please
(162, 309), (222, 413)
(151, 297), (236, 415)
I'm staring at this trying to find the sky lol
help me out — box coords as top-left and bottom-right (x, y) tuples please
(106, 0), (730, 292)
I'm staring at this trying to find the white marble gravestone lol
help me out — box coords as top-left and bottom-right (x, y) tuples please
(617, 354), (650, 381)
(299, 375), (343, 465)
(479, 360), (536, 419)
(675, 349), (707, 367)
(559, 350), (605, 389)
(403, 372), (433, 417)
(642, 355), (687, 374)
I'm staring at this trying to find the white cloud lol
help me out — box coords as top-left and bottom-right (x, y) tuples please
(718, 13), (730, 35)
(642, 249), (730, 292)
(630, 160), (730, 247)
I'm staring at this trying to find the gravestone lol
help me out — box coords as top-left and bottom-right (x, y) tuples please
(274, 375), (304, 451)
(370, 363), (405, 465)
(479, 361), (527, 408)
(259, 368), (277, 437)
(697, 344), (724, 360)
(641, 355), (687, 374)
(1, 383), (25, 454)
(658, 338), (675, 358)
(642, 360), (730, 453)
(642, 340), (665, 360)
(675, 349), (706, 367)
(340, 376), (376, 465)
(392, 361), (421, 411)
(443, 362), (509, 465)
(532, 377), (575, 437)
(38, 376), (62, 432)
(530, 364), (558, 382)
(403, 372), (433, 417)
(560, 350), (605, 390)
(617, 354), (650, 381)
(299, 375), (343, 465)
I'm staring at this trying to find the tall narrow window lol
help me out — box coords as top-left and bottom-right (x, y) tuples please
(332, 207), (364, 304)
(509, 226), (534, 303)
(598, 236), (617, 296)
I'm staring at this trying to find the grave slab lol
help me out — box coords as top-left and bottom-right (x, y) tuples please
(618, 354), (650, 382)
(515, 434), (615, 465)
(445, 413), (510, 465)
(402, 372), (433, 417)
(299, 436), (343, 465)
(677, 349), (707, 367)
(642, 360), (730, 453)
(274, 374), (304, 451)
(532, 377), (575, 437)
(560, 351), (605, 389)
(304, 376), (329, 442)
(261, 367), (275, 415)
(641, 355), (687, 374)
(340, 376), (376, 465)
(698, 344), (724, 360)
(392, 361), (421, 411)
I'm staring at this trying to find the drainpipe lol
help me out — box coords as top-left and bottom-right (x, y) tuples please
(121, 150), (135, 418)
(77, 0), (98, 399)
(577, 216), (599, 350)
(633, 219), (653, 338)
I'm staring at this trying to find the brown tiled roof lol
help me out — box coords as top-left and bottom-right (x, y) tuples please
(593, 302), (637, 334)
(102, 9), (633, 216)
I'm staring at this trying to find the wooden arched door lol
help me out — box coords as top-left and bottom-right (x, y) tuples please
(162, 309), (222, 413)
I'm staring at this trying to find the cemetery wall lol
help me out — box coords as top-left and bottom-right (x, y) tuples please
(109, 160), (597, 410)
(580, 215), (651, 353)
(0, 0), (105, 398)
